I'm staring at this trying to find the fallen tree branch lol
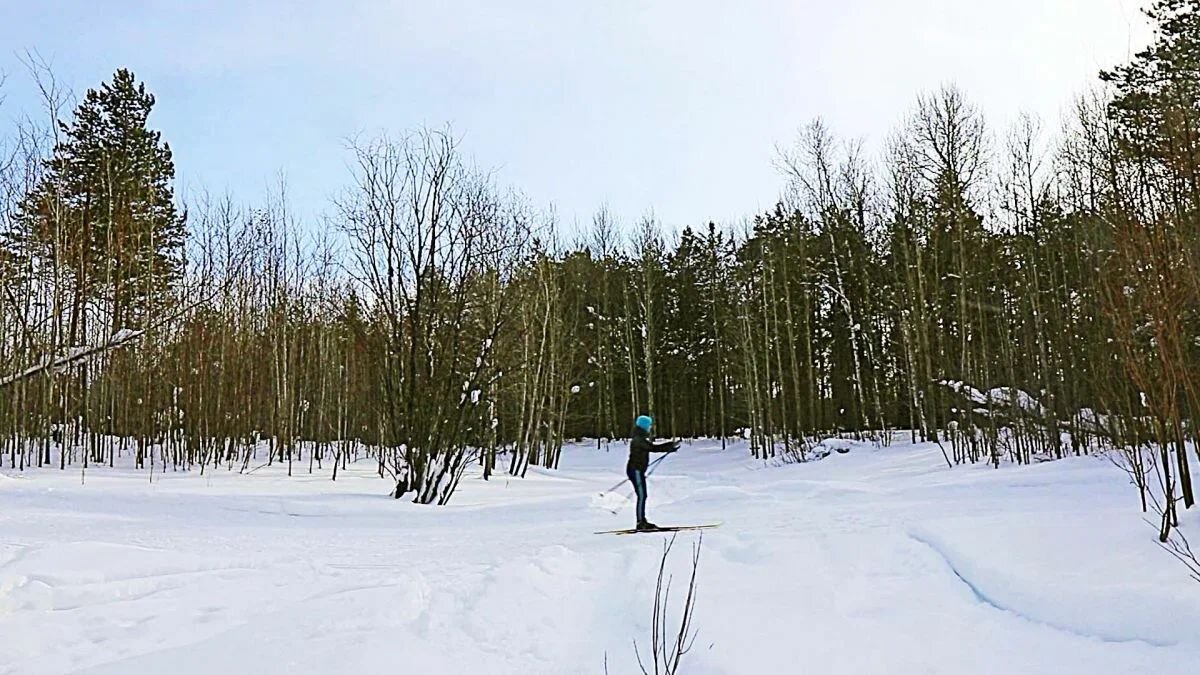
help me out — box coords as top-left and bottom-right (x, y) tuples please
(0, 289), (216, 390)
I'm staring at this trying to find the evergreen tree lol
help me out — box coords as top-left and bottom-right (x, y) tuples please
(17, 68), (184, 338)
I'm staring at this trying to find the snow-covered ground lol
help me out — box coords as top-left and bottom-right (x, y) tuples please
(2, 438), (1198, 674)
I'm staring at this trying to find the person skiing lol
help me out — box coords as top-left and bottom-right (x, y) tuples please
(627, 415), (680, 530)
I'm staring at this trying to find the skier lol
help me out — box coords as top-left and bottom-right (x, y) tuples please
(627, 415), (680, 531)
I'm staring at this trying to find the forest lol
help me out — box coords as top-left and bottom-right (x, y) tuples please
(1, 0), (1198, 549)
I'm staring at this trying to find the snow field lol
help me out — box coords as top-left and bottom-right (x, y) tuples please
(2, 438), (1198, 674)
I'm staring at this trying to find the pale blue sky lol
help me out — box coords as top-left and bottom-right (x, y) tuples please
(0, 0), (1151, 234)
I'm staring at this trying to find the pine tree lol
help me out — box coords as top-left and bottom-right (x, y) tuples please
(1099, 0), (1200, 530)
(1102, 0), (1200, 206)
(17, 68), (184, 339)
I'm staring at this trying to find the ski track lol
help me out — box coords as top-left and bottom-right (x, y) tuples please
(1, 440), (1198, 674)
(907, 532), (1176, 649)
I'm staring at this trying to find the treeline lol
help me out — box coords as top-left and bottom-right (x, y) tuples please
(1, 2), (1198, 525)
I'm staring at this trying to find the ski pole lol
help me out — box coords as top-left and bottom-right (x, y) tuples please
(598, 452), (674, 515)
(645, 451), (671, 477)
(598, 452), (671, 496)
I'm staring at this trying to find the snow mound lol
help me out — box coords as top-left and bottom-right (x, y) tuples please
(941, 380), (1048, 416)
(808, 437), (871, 459)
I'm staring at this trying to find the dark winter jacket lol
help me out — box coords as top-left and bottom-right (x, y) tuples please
(627, 425), (677, 472)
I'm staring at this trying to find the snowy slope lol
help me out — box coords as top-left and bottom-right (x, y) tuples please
(1, 439), (1198, 674)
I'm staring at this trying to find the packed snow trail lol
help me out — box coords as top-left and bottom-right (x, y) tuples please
(2, 439), (1198, 674)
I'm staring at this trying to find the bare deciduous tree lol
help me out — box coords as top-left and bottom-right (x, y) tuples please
(336, 128), (529, 504)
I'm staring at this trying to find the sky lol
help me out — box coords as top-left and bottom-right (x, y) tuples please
(0, 0), (1154, 236)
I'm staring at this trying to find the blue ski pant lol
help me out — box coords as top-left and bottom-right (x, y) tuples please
(627, 466), (647, 523)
